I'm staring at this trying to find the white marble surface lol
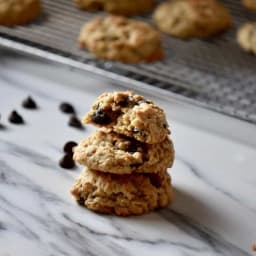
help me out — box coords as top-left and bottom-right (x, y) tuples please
(0, 49), (255, 256)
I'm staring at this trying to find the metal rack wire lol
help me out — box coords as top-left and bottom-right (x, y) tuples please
(1, 0), (256, 123)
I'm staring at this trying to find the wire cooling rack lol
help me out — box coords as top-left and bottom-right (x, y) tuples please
(0, 0), (256, 123)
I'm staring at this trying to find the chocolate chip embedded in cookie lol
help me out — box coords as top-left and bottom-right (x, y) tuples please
(242, 0), (256, 12)
(153, 0), (232, 39)
(75, 0), (155, 16)
(73, 130), (175, 174)
(83, 91), (170, 144)
(70, 167), (173, 216)
(78, 15), (164, 63)
(237, 23), (256, 55)
(0, 0), (41, 26)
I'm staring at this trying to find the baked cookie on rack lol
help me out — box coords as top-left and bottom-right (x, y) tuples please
(153, 0), (232, 39)
(73, 130), (175, 174)
(78, 15), (164, 63)
(83, 91), (170, 144)
(242, 0), (256, 11)
(70, 167), (173, 216)
(237, 23), (256, 55)
(0, 0), (41, 26)
(74, 0), (155, 16)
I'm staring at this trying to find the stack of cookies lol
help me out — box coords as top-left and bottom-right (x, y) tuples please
(71, 91), (175, 216)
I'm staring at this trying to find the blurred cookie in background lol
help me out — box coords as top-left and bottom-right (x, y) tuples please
(75, 0), (155, 16)
(0, 0), (41, 26)
(242, 0), (256, 11)
(237, 23), (256, 55)
(78, 15), (164, 63)
(153, 0), (232, 39)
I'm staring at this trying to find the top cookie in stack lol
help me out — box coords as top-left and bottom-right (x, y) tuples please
(83, 91), (170, 144)
(71, 91), (174, 216)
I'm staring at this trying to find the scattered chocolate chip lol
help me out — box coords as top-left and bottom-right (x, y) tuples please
(8, 110), (24, 124)
(22, 96), (37, 109)
(63, 141), (77, 155)
(0, 117), (5, 129)
(68, 115), (83, 129)
(59, 154), (75, 169)
(59, 102), (75, 114)
(91, 109), (111, 125)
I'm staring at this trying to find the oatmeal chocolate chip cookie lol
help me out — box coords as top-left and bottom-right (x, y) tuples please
(237, 23), (256, 55)
(78, 15), (164, 63)
(0, 0), (41, 26)
(83, 91), (170, 144)
(75, 0), (155, 16)
(73, 130), (174, 174)
(242, 0), (256, 11)
(153, 0), (232, 39)
(70, 167), (173, 216)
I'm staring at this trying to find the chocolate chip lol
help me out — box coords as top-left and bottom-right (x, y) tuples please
(127, 143), (138, 153)
(117, 96), (133, 107)
(0, 115), (5, 130)
(22, 96), (37, 109)
(68, 115), (83, 129)
(126, 139), (142, 153)
(77, 197), (85, 205)
(59, 154), (75, 169)
(60, 102), (75, 114)
(63, 141), (77, 155)
(8, 111), (24, 124)
(145, 173), (162, 188)
(91, 109), (111, 125)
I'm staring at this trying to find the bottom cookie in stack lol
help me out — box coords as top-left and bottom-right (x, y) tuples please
(71, 167), (173, 216)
